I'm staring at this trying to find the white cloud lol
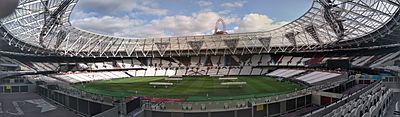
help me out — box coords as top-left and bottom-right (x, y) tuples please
(71, 11), (97, 20)
(71, 11), (287, 38)
(71, 15), (147, 36)
(234, 13), (289, 32)
(71, 12), (239, 38)
(75, 0), (168, 16)
(218, 1), (247, 14)
(196, 1), (214, 13)
(221, 1), (247, 10)
(149, 12), (224, 36)
(218, 10), (232, 15)
(200, 8), (213, 12)
(197, 1), (213, 7)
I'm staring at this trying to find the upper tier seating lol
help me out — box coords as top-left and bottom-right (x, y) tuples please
(239, 66), (252, 75)
(218, 68), (229, 75)
(190, 57), (200, 67)
(1, 57), (34, 71)
(288, 57), (302, 66)
(295, 71), (341, 84)
(53, 71), (131, 83)
(259, 55), (271, 66)
(298, 58), (311, 66)
(352, 56), (374, 66)
(136, 70), (146, 77)
(198, 67), (207, 75)
(322, 84), (392, 117)
(176, 68), (186, 76)
(250, 55), (261, 66)
(266, 69), (306, 78)
(155, 69), (167, 76)
(165, 69), (176, 76)
(90, 63), (114, 70)
(145, 67), (156, 76)
(207, 68), (218, 75)
(210, 56), (220, 66)
(370, 51), (400, 67)
(279, 56), (292, 66)
(228, 68), (240, 76)
(251, 68), (262, 75)
(32, 62), (59, 71)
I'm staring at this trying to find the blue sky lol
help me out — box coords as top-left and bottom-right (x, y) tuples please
(70, 0), (312, 38)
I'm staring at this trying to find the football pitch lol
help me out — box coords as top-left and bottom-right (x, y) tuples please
(74, 76), (304, 101)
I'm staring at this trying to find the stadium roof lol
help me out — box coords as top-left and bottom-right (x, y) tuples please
(1, 0), (400, 57)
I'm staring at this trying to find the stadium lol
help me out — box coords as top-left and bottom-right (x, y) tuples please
(0, 0), (399, 117)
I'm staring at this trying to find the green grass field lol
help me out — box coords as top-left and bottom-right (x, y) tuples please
(74, 76), (304, 101)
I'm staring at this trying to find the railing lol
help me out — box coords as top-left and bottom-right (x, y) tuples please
(303, 81), (382, 117)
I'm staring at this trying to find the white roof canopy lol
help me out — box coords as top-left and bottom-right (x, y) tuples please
(0, 0), (399, 57)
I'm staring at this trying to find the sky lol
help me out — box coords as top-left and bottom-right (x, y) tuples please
(70, 0), (312, 38)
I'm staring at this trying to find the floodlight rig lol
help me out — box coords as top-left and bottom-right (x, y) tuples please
(318, 0), (347, 41)
(38, 0), (73, 48)
(214, 18), (228, 35)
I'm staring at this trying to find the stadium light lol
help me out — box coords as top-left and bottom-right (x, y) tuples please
(0, 0), (19, 18)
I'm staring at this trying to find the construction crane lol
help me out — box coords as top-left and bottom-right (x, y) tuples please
(213, 18), (228, 35)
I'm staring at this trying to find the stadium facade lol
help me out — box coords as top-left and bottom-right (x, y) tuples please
(0, 0), (399, 117)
